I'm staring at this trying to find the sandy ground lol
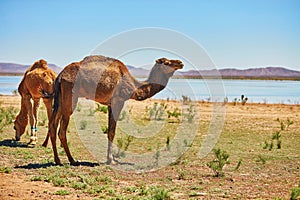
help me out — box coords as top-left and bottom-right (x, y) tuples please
(0, 95), (299, 199)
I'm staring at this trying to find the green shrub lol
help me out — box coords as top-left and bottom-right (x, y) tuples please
(207, 148), (230, 177)
(0, 104), (18, 132)
(291, 183), (300, 200)
(147, 102), (167, 120)
(96, 103), (108, 114)
(53, 189), (71, 195)
(152, 187), (170, 200)
(80, 120), (87, 130)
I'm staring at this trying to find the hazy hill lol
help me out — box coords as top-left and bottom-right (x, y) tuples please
(1, 62), (300, 79)
(0, 62), (62, 74)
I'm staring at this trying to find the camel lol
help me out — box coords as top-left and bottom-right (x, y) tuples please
(14, 59), (57, 146)
(49, 55), (183, 165)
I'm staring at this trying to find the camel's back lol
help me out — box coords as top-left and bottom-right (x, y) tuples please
(58, 55), (131, 101)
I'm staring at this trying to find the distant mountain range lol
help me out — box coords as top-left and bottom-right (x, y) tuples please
(1, 62), (300, 80)
(0, 62), (62, 74)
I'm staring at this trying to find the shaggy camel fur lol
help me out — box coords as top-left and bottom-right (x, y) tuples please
(49, 55), (183, 165)
(14, 59), (57, 145)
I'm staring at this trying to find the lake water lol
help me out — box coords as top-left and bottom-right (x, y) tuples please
(0, 76), (299, 104)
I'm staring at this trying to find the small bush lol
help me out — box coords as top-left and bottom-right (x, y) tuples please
(147, 102), (167, 121)
(291, 182), (300, 200)
(76, 102), (82, 112)
(0, 105), (18, 132)
(53, 189), (71, 196)
(235, 158), (243, 171)
(80, 120), (87, 130)
(207, 148), (230, 177)
(96, 104), (108, 114)
(151, 187), (170, 200)
(264, 118), (294, 150)
(102, 126), (108, 134)
(0, 166), (12, 174)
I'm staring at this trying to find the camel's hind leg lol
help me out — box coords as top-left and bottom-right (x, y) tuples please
(57, 93), (78, 165)
(49, 108), (62, 165)
(58, 113), (78, 165)
(42, 98), (53, 147)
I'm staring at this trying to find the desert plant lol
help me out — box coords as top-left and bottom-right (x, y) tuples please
(148, 102), (167, 120)
(79, 120), (87, 130)
(207, 148), (230, 177)
(256, 154), (267, 164)
(234, 158), (243, 171)
(0, 105), (18, 132)
(166, 136), (170, 151)
(184, 104), (196, 123)
(241, 94), (248, 105)
(223, 97), (228, 105)
(118, 110), (128, 121)
(233, 98), (238, 106)
(115, 135), (134, 158)
(76, 102), (82, 112)
(182, 95), (191, 104)
(167, 107), (181, 119)
(151, 187), (170, 200)
(53, 189), (71, 196)
(264, 118), (293, 150)
(88, 107), (95, 116)
(290, 181), (300, 200)
(96, 104), (108, 114)
(102, 126), (108, 134)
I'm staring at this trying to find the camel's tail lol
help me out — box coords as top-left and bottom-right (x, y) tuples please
(53, 76), (62, 112)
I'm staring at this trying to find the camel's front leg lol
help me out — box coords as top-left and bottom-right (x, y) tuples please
(42, 98), (52, 147)
(29, 98), (40, 145)
(107, 100), (124, 165)
(23, 95), (36, 144)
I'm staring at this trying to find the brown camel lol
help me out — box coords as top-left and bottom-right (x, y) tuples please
(49, 55), (183, 165)
(14, 59), (57, 146)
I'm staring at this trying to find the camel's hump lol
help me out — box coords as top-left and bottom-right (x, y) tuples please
(81, 55), (118, 67)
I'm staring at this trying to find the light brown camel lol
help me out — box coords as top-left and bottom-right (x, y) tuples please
(14, 59), (57, 146)
(49, 55), (183, 165)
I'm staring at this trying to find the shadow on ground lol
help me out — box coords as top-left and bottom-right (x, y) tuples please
(0, 139), (33, 148)
(15, 161), (100, 169)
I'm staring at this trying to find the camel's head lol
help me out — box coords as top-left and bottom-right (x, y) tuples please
(30, 59), (48, 71)
(155, 58), (184, 75)
(14, 115), (27, 141)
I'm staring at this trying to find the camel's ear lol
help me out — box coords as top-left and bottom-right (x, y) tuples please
(156, 58), (164, 64)
(156, 58), (171, 65)
(39, 59), (47, 66)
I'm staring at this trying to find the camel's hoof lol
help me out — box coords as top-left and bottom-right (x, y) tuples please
(70, 161), (80, 166)
(54, 159), (62, 166)
(29, 136), (37, 145)
(41, 142), (47, 147)
(107, 159), (118, 166)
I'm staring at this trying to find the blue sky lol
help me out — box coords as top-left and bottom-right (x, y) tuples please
(0, 0), (299, 70)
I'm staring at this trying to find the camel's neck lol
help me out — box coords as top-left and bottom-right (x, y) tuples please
(131, 66), (173, 101)
(16, 101), (28, 127)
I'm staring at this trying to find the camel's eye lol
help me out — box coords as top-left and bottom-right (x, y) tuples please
(13, 126), (16, 130)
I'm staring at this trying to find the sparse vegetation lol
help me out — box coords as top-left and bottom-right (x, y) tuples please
(96, 103), (108, 114)
(290, 181), (300, 200)
(263, 118), (293, 150)
(0, 97), (299, 199)
(79, 120), (87, 130)
(53, 189), (71, 196)
(207, 148), (230, 177)
(76, 102), (82, 112)
(147, 102), (167, 120)
(0, 103), (18, 132)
